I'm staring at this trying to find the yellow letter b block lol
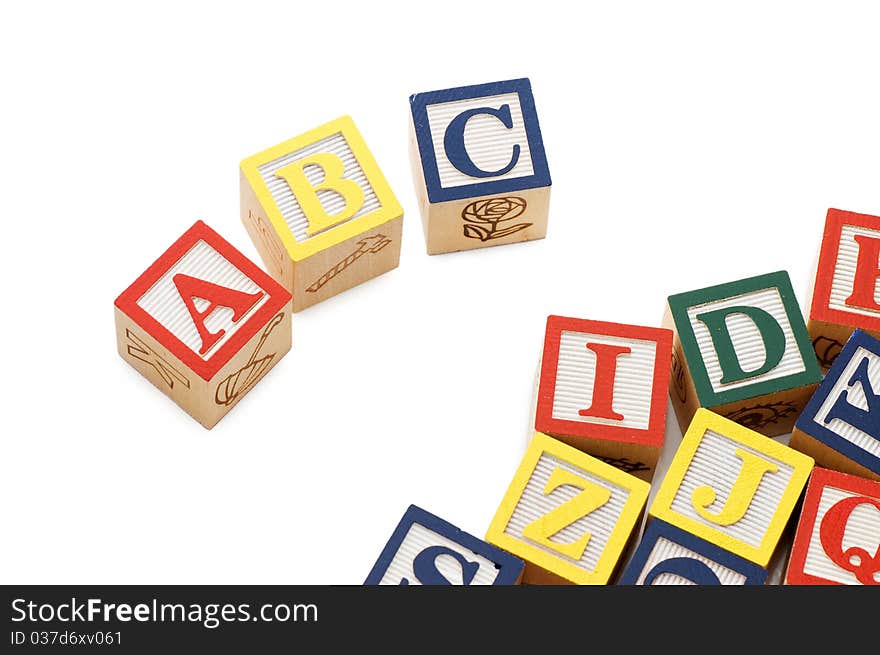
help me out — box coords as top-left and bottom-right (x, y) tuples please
(486, 432), (650, 584)
(650, 408), (814, 567)
(240, 116), (403, 312)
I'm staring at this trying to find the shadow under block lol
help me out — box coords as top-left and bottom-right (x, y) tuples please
(240, 115), (403, 312)
(785, 467), (880, 585)
(363, 505), (524, 585)
(664, 270), (822, 437)
(649, 409), (814, 568)
(534, 316), (673, 482)
(408, 78), (551, 255)
(789, 329), (880, 481)
(485, 432), (650, 585)
(806, 208), (880, 370)
(114, 220), (292, 429)
(617, 518), (767, 585)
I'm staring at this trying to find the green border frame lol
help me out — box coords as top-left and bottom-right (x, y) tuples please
(667, 270), (821, 406)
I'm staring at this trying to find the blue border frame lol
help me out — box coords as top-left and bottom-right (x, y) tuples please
(795, 329), (880, 475)
(409, 78), (552, 203)
(617, 519), (767, 585)
(364, 505), (524, 585)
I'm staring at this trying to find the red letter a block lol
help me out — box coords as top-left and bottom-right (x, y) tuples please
(114, 221), (292, 429)
(534, 316), (673, 481)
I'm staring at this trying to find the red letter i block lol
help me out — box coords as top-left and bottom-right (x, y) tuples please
(785, 468), (880, 585)
(534, 316), (673, 481)
(807, 208), (880, 370)
(114, 221), (292, 429)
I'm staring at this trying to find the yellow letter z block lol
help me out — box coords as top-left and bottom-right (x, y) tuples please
(240, 116), (403, 312)
(486, 432), (650, 584)
(650, 408), (814, 568)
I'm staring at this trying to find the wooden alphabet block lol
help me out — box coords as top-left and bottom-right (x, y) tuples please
(649, 408), (814, 567)
(364, 505), (524, 585)
(240, 115), (403, 312)
(114, 220), (292, 429)
(664, 271), (822, 437)
(408, 78), (551, 255)
(534, 316), (673, 482)
(485, 432), (650, 584)
(785, 467), (880, 585)
(618, 518), (767, 585)
(789, 329), (880, 481)
(806, 208), (880, 370)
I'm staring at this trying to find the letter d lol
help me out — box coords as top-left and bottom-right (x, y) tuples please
(695, 306), (786, 384)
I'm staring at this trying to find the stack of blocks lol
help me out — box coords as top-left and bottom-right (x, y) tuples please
(364, 203), (880, 586)
(116, 114), (403, 427)
(111, 76), (879, 585)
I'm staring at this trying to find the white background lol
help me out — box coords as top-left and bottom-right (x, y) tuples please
(2, 2), (878, 585)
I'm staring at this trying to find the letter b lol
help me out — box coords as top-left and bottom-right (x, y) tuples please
(274, 152), (365, 236)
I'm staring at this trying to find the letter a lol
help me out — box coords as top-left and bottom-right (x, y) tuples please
(691, 448), (778, 526)
(274, 152), (365, 236)
(173, 274), (264, 355)
(845, 234), (880, 312)
(579, 342), (631, 421)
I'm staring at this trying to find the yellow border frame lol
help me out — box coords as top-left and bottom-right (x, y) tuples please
(486, 432), (650, 585)
(240, 115), (403, 262)
(650, 408), (814, 567)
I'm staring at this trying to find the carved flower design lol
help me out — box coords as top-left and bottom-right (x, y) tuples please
(461, 196), (531, 242)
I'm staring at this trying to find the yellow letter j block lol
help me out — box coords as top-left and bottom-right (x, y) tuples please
(650, 408), (813, 567)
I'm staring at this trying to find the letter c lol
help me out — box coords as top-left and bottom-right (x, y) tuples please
(443, 105), (520, 178)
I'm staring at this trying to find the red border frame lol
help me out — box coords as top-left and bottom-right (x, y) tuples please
(811, 208), (880, 332)
(786, 467), (880, 585)
(535, 315), (673, 447)
(114, 220), (291, 381)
